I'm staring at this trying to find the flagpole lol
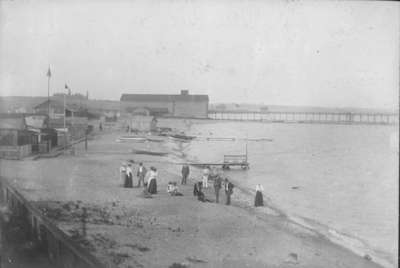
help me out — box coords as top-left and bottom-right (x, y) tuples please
(47, 74), (50, 118)
(64, 92), (66, 130)
(64, 89), (66, 154)
(47, 66), (51, 127)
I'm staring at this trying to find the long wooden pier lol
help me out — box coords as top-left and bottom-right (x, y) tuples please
(208, 111), (399, 125)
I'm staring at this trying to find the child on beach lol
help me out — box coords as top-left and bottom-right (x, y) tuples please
(167, 182), (183, 196)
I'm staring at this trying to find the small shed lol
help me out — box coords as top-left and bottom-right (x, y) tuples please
(0, 114), (36, 159)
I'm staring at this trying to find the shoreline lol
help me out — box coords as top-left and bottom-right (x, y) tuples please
(0, 130), (391, 268)
(187, 163), (394, 268)
(147, 130), (393, 268)
(169, 118), (397, 268)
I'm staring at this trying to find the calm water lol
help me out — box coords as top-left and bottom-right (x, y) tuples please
(182, 121), (398, 267)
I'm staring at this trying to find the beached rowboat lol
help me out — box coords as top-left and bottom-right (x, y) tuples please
(117, 136), (147, 142)
(169, 134), (196, 140)
(132, 149), (168, 156)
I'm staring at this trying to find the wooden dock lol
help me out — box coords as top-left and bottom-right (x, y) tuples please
(188, 153), (249, 170)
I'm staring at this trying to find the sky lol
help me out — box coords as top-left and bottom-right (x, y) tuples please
(0, 0), (399, 109)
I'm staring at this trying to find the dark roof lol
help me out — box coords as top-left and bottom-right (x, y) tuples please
(120, 93), (209, 102)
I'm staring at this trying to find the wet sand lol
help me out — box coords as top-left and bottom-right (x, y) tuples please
(0, 130), (384, 268)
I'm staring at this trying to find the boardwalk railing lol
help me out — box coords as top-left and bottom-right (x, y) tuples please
(208, 110), (399, 125)
(0, 177), (109, 268)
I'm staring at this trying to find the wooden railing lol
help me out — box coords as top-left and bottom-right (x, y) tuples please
(0, 177), (109, 268)
(209, 111), (399, 125)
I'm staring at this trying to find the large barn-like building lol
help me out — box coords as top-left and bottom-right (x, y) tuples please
(120, 90), (209, 118)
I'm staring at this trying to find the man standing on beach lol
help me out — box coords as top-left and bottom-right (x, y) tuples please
(213, 174), (222, 203)
(181, 164), (190, 185)
(136, 162), (147, 187)
(224, 178), (234, 205)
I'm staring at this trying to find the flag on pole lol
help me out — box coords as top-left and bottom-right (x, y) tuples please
(46, 67), (51, 78)
(65, 83), (71, 95)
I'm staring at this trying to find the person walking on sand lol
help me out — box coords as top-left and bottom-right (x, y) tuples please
(224, 178), (234, 205)
(125, 164), (133, 188)
(136, 162), (147, 187)
(147, 167), (158, 194)
(181, 164), (190, 185)
(202, 166), (210, 188)
(254, 184), (264, 207)
(213, 174), (222, 203)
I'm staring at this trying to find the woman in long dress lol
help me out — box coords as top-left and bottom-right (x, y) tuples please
(125, 164), (133, 188)
(254, 184), (264, 207)
(147, 167), (158, 194)
(120, 163), (127, 187)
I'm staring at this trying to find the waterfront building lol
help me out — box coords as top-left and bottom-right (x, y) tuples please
(120, 90), (209, 118)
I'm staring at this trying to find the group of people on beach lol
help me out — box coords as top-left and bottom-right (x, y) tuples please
(189, 165), (264, 207)
(192, 166), (236, 205)
(119, 162), (264, 207)
(120, 161), (158, 194)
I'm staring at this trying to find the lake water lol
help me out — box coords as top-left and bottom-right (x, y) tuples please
(181, 121), (398, 267)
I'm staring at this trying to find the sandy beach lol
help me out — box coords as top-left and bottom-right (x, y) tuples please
(0, 128), (385, 268)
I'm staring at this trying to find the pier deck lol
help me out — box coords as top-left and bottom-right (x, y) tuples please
(209, 110), (399, 125)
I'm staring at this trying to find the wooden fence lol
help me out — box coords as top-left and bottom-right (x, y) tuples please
(0, 145), (32, 160)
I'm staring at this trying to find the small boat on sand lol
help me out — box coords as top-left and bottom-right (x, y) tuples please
(132, 149), (168, 156)
(169, 134), (196, 141)
(145, 137), (165, 142)
(244, 137), (273, 142)
(117, 136), (147, 142)
(206, 137), (236, 141)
